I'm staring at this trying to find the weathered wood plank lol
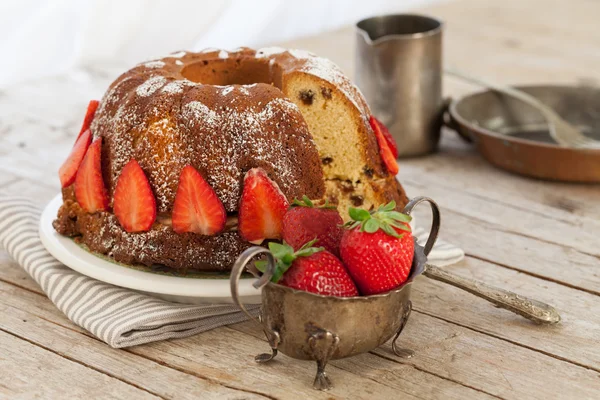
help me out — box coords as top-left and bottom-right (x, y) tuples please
(411, 256), (600, 371)
(402, 179), (600, 258)
(0, 330), (160, 399)
(230, 310), (600, 400)
(374, 312), (600, 400)
(410, 204), (600, 296)
(0, 297), (271, 399)
(229, 322), (500, 400)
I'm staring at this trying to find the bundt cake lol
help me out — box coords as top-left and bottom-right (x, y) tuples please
(53, 47), (408, 272)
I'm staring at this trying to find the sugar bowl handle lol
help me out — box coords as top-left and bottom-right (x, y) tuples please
(403, 196), (440, 256)
(230, 246), (275, 325)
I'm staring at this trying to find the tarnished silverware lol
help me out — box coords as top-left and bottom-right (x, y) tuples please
(230, 196), (560, 391)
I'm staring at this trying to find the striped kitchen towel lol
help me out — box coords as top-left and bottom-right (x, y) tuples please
(0, 196), (463, 348)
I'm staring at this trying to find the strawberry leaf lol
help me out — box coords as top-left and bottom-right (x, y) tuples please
(381, 224), (402, 238)
(255, 260), (268, 273)
(268, 242), (294, 260)
(291, 195), (336, 210)
(346, 201), (411, 239)
(364, 218), (380, 233)
(380, 201), (396, 212)
(264, 239), (326, 283)
(349, 207), (370, 221)
(385, 211), (412, 223)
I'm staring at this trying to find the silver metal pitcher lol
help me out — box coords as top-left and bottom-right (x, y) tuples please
(356, 14), (444, 157)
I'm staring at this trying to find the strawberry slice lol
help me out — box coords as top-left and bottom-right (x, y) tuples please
(171, 165), (226, 235)
(369, 116), (399, 175)
(74, 138), (109, 213)
(113, 159), (157, 233)
(77, 100), (100, 140)
(238, 168), (289, 244)
(370, 116), (398, 158)
(59, 129), (92, 187)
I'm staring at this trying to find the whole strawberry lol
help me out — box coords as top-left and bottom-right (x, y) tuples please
(282, 196), (344, 256)
(340, 202), (414, 295)
(256, 240), (358, 297)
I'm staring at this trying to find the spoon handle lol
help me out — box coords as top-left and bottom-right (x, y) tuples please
(423, 263), (561, 324)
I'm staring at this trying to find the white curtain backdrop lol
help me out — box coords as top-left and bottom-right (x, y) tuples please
(0, 0), (443, 88)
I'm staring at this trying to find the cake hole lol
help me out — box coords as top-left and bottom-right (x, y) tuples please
(180, 57), (282, 87)
(321, 157), (333, 165)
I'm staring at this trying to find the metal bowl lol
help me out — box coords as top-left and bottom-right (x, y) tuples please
(230, 198), (437, 390)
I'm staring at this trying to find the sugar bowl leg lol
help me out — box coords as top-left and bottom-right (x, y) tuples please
(308, 329), (340, 390)
(392, 300), (414, 358)
(255, 314), (281, 363)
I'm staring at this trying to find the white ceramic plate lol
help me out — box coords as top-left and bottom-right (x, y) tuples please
(39, 194), (261, 304)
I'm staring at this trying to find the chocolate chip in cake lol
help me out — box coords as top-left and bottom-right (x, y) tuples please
(340, 180), (354, 193)
(363, 167), (374, 178)
(298, 89), (315, 105)
(321, 157), (333, 165)
(321, 86), (332, 99)
(203, 60), (208, 65)
(350, 195), (364, 207)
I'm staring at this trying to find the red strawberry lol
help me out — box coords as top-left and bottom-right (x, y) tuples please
(369, 116), (399, 175)
(113, 159), (157, 232)
(282, 196), (344, 256)
(370, 116), (398, 158)
(77, 100), (100, 140)
(59, 129), (92, 187)
(74, 138), (109, 213)
(258, 240), (358, 297)
(238, 168), (289, 244)
(340, 201), (414, 295)
(172, 165), (226, 235)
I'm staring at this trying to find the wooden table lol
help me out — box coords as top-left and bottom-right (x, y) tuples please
(1, 0), (600, 398)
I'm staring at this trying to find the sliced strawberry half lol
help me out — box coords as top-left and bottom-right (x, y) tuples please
(238, 168), (289, 244)
(369, 116), (399, 175)
(113, 159), (157, 233)
(370, 116), (398, 158)
(59, 129), (92, 187)
(171, 165), (226, 235)
(77, 100), (100, 140)
(74, 137), (109, 213)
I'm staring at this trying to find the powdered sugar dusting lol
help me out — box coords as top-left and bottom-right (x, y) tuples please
(175, 60), (183, 66)
(222, 87), (234, 95)
(161, 80), (193, 94)
(218, 50), (228, 59)
(200, 47), (218, 53)
(183, 101), (220, 127)
(256, 47), (286, 58)
(288, 49), (317, 59)
(289, 49), (368, 112)
(169, 51), (186, 58)
(136, 76), (167, 97)
(143, 60), (166, 69)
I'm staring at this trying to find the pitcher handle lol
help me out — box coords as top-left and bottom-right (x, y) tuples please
(402, 196), (440, 256)
(230, 246), (276, 325)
